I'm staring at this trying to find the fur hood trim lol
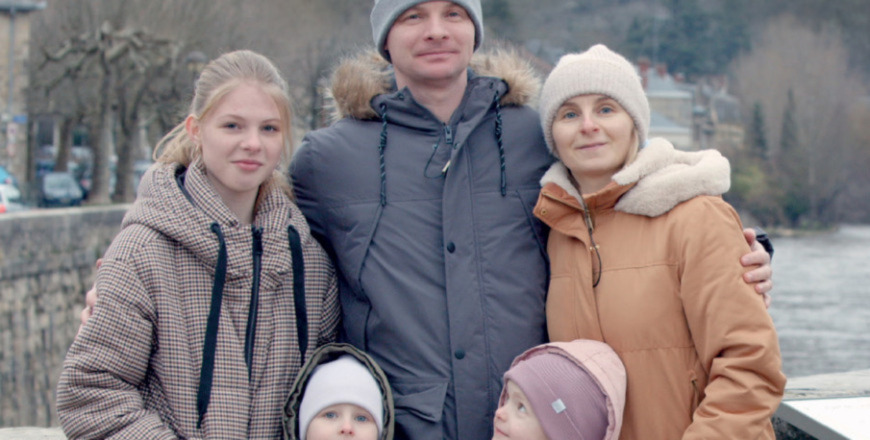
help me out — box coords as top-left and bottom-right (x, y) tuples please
(541, 138), (731, 217)
(325, 49), (541, 121)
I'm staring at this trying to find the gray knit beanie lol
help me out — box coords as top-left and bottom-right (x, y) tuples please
(370, 0), (484, 62)
(539, 44), (650, 157)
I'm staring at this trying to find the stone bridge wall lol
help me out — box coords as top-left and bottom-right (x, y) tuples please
(0, 206), (127, 427)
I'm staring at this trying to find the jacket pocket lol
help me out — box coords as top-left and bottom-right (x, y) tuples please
(390, 378), (448, 440)
(689, 369), (701, 417)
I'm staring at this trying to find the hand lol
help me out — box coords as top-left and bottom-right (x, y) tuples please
(77, 259), (101, 336)
(741, 228), (773, 308)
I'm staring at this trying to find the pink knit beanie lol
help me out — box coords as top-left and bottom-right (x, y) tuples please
(502, 349), (609, 440)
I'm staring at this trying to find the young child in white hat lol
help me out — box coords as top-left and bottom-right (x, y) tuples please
(285, 343), (394, 440)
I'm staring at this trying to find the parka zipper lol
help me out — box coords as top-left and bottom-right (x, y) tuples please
(244, 226), (264, 381)
(542, 191), (602, 287)
(441, 125), (454, 174)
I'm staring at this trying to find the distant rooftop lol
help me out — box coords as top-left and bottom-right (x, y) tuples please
(650, 110), (690, 134)
(0, 1), (45, 12)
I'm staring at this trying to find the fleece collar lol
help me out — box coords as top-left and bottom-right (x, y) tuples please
(540, 138), (731, 217)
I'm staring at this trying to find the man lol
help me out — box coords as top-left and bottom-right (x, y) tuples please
(289, 1), (772, 439)
(292, 2), (550, 439)
(81, 1), (773, 438)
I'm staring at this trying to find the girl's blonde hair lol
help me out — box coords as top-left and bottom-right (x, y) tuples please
(154, 50), (294, 198)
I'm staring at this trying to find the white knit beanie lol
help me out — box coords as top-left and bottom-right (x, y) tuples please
(298, 355), (384, 440)
(370, 0), (484, 61)
(539, 44), (650, 156)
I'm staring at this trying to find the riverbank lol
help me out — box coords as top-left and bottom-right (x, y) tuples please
(769, 224), (870, 378)
(764, 224), (839, 238)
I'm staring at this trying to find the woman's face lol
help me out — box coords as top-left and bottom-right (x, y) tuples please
(186, 82), (284, 206)
(552, 94), (636, 191)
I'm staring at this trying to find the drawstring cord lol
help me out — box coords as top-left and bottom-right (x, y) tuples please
(287, 225), (309, 364)
(244, 227), (263, 380)
(378, 103), (388, 207)
(423, 142), (442, 178)
(197, 222), (228, 429)
(379, 90), (509, 201)
(493, 93), (507, 196)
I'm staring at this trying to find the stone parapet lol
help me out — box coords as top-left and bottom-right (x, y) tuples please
(0, 206), (127, 428)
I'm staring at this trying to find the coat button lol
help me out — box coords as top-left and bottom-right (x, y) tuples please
(446, 242), (456, 253)
(540, 208), (548, 216)
(454, 349), (465, 359)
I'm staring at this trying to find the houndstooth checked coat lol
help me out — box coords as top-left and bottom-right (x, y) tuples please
(57, 160), (340, 439)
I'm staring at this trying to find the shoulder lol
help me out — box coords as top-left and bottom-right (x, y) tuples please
(103, 223), (172, 265)
(665, 196), (746, 254)
(671, 195), (741, 224)
(299, 118), (380, 153)
(291, 120), (381, 185)
(471, 49), (542, 108)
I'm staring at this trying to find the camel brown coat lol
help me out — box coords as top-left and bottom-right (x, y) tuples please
(535, 139), (786, 439)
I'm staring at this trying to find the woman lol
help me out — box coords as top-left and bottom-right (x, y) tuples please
(534, 44), (785, 439)
(57, 50), (340, 439)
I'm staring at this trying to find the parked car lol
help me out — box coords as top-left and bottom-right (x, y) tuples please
(38, 171), (85, 207)
(0, 164), (19, 188)
(0, 184), (26, 214)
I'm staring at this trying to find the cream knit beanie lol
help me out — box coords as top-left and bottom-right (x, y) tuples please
(539, 44), (650, 156)
(298, 355), (384, 440)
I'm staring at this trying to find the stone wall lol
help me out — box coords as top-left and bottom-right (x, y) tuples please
(0, 206), (127, 427)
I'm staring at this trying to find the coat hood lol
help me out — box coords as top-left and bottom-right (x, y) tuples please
(325, 49), (541, 122)
(540, 138), (731, 217)
(283, 343), (395, 440)
(501, 340), (627, 440)
(124, 160), (298, 280)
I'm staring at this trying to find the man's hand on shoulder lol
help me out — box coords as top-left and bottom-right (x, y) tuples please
(77, 259), (101, 336)
(741, 228), (773, 309)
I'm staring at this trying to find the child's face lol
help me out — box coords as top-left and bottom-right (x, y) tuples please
(492, 381), (548, 440)
(306, 403), (379, 440)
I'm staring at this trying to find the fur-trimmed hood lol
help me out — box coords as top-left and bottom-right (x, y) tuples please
(540, 138), (731, 217)
(325, 49), (541, 121)
(283, 343), (395, 440)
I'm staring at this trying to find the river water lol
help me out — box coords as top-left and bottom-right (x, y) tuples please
(769, 224), (870, 378)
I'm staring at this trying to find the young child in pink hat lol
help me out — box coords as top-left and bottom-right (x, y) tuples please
(493, 339), (626, 440)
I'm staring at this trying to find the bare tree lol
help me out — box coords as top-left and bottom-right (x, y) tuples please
(238, 0), (370, 132)
(30, 0), (242, 203)
(731, 15), (868, 227)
